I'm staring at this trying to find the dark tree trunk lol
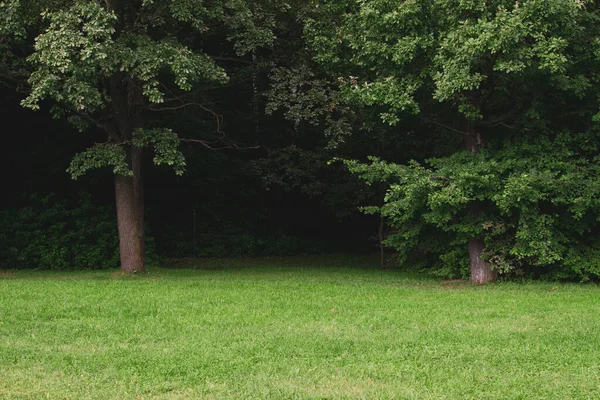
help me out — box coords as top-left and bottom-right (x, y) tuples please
(379, 215), (385, 269)
(131, 146), (145, 267)
(252, 50), (260, 140)
(110, 73), (146, 273)
(102, 4), (147, 273)
(114, 148), (145, 273)
(465, 127), (496, 284)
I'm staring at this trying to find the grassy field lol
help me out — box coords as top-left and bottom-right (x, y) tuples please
(1, 255), (599, 399)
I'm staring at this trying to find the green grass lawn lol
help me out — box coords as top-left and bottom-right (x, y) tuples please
(1, 255), (599, 399)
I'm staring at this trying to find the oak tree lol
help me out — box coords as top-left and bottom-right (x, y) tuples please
(306, 0), (600, 282)
(1, 0), (280, 271)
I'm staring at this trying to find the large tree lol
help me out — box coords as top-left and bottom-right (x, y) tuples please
(305, 0), (600, 283)
(1, 0), (280, 272)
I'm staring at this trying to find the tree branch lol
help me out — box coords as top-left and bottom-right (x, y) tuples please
(64, 106), (120, 141)
(148, 101), (224, 133)
(498, 122), (516, 130)
(159, 79), (253, 101)
(476, 111), (517, 128)
(179, 138), (259, 151)
(148, 101), (257, 150)
(209, 56), (253, 65)
(417, 116), (469, 136)
(0, 71), (30, 93)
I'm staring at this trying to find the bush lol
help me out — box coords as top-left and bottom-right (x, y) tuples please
(346, 133), (600, 281)
(0, 193), (158, 270)
(162, 224), (329, 258)
(196, 229), (327, 258)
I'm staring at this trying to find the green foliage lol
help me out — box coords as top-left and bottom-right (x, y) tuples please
(302, 0), (600, 281)
(195, 227), (265, 258)
(252, 146), (376, 219)
(21, 2), (116, 113)
(0, 0), (28, 38)
(19, 0), (269, 112)
(161, 215), (329, 258)
(9, 0), (280, 178)
(252, 146), (329, 196)
(67, 128), (186, 179)
(0, 193), (159, 270)
(67, 142), (133, 179)
(191, 229), (326, 258)
(0, 193), (119, 270)
(346, 133), (600, 280)
(132, 128), (186, 175)
(265, 66), (354, 147)
(306, 0), (597, 124)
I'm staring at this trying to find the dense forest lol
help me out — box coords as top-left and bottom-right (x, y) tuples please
(3, 0), (600, 284)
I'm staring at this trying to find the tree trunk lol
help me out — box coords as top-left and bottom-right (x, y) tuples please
(465, 128), (496, 284)
(114, 146), (145, 273)
(252, 50), (260, 141)
(468, 237), (496, 284)
(131, 146), (145, 267)
(379, 215), (385, 269)
(108, 71), (146, 273)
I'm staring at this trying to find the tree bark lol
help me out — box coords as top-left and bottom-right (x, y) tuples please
(108, 70), (146, 273)
(114, 146), (145, 273)
(465, 127), (496, 284)
(131, 146), (145, 267)
(379, 215), (385, 269)
(252, 50), (260, 140)
(468, 237), (496, 284)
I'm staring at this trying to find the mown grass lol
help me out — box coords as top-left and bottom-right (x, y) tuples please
(1, 255), (599, 399)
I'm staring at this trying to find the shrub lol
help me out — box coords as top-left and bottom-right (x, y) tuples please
(345, 133), (600, 281)
(0, 193), (158, 270)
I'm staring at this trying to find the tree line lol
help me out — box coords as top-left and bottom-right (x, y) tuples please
(3, 0), (600, 283)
